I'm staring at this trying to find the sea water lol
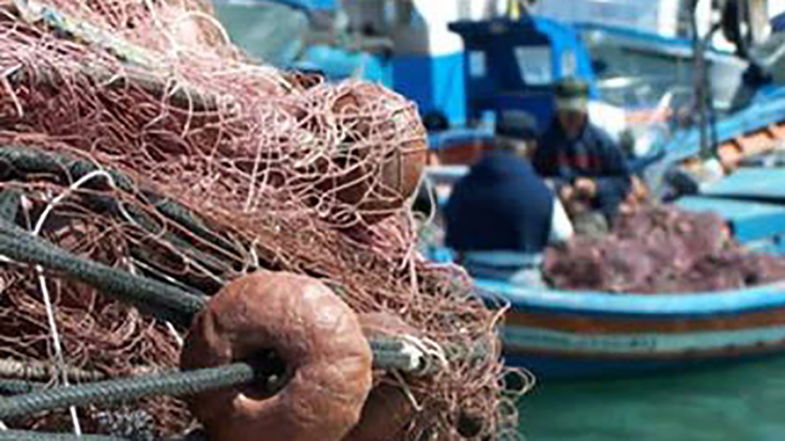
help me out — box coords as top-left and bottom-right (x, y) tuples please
(519, 356), (785, 441)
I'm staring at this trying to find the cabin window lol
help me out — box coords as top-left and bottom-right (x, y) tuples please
(561, 50), (577, 77)
(469, 51), (487, 78)
(513, 45), (553, 85)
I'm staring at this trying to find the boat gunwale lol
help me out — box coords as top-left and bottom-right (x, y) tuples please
(476, 279), (785, 316)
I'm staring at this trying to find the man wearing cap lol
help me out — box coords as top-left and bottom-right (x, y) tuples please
(443, 114), (573, 286)
(495, 109), (538, 157)
(533, 78), (632, 225)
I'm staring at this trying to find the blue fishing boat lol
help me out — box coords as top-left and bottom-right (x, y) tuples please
(213, 0), (785, 379)
(421, 4), (785, 379)
(429, 103), (785, 379)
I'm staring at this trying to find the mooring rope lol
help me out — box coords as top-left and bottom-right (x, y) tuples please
(0, 219), (205, 326)
(0, 364), (253, 420)
(0, 379), (43, 396)
(0, 358), (105, 383)
(0, 339), (435, 420)
(0, 429), (204, 441)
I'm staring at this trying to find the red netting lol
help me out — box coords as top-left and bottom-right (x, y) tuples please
(544, 204), (785, 293)
(0, 1), (524, 439)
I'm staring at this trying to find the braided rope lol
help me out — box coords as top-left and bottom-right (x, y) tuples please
(0, 358), (104, 383)
(0, 429), (204, 441)
(0, 364), (253, 420)
(0, 379), (43, 396)
(0, 341), (442, 419)
(0, 220), (206, 326)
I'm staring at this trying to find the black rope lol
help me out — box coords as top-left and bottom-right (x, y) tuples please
(0, 342), (445, 417)
(0, 431), (132, 441)
(0, 190), (20, 222)
(0, 358), (104, 383)
(0, 379), (43, 396)
(0, 220), (206, 326)
(0, 430), (205, 441)
(0, 146), (241, 286)
(0, 146), (238, 254)
(372, 351), (426, 375)
(368, 336), (406, 352)
(0, 364), (253, 420)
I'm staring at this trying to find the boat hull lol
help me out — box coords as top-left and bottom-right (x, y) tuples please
(478, 280), (785, 378)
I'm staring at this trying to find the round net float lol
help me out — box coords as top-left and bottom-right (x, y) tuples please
(320, 83), (428, 225)
(342, 383), (415, 441)
(180, 271), (373, 441)
(358, 312), (420, 341)
(342, 312), (420, 441)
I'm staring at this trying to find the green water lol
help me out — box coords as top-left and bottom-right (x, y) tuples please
(519, 357), (785, 441)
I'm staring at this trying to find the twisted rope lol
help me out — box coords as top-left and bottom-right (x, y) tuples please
(0, 364), (253, 420)
(0, 336), (448, 418)
(0, 429), (204, 441)
(0, 146), (238, 286)
(0, 219), (206, 326)
(0, 379), (43, 395)
(0, 358), (105, 382)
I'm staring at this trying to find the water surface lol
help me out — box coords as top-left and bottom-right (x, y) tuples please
(520, 357), (785, 441)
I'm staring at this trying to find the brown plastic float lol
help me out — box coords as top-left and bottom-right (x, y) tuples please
(181, 271), (373, 441)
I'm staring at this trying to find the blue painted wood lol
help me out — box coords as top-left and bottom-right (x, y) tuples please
(425, 165), (469, 184)
(676, 196), (785, 242)
(474, 278), (785, 316)
(503, 324), (785, 355)
(661, 89), (785, 164)
(503, 351), (777, 379)
(702, 168), (785, 201)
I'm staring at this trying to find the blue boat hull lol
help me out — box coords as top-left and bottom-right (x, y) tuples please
(503, 351), (782, 379)
(476, 279), (785, 379)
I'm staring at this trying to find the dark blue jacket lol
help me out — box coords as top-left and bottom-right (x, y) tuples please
(445, 150), (554, 253)
(533, 121), (631, 219)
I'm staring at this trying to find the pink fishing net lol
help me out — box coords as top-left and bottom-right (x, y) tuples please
(0, 0), (522, 439)
(544, 204), (785, 293)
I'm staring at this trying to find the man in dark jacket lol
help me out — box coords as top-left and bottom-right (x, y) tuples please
(444, 135), (573, 285)
(533, 78), (631, 224)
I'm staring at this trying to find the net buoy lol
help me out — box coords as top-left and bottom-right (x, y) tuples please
(181, 271), (373, 441)
(342, 313), (420, 441)
(324, 83), (428, 225)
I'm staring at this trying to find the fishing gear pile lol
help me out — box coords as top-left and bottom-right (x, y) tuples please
(0, 1), (523, 439)
(544, 204), (785, 293)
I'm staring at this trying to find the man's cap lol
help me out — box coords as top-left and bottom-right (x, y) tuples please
(495, 110), (537, 140)
(554, 77), (589, 112)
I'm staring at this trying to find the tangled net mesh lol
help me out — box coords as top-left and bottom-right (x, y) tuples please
(0, 0), (526, 439)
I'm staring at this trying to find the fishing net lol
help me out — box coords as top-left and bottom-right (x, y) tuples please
(0, 0), (523, 439)
(544, 204), (785, 293)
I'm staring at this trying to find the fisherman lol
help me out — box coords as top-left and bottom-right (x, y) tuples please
(444, 112), (573, 286)
(533, 78), (632, 231)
